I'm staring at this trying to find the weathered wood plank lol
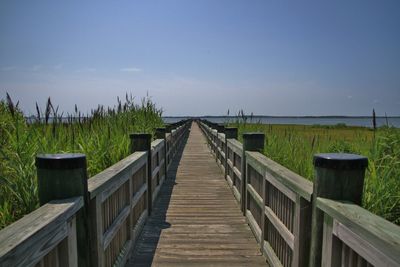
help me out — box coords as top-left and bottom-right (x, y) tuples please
(127, 122), (266, 266)
(264, 206), (294, 249)
(88, 152), (147, 199)
(246, 151), (312, 201)
(317, 197), (400, 266)
(102, 205), (130, 250)
(0, 197), (82, 267)
(227, 139), (243, 155)
(151, 139), (164, 154)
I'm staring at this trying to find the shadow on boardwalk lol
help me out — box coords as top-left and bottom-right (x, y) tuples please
(127, 123), (266, 266)
(127, 130), (189, 266)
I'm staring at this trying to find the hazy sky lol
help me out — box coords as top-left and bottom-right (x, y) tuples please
(1, 0), (399, 116)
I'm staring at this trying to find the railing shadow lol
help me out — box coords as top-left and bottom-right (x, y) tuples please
(127, 128), (190, 266)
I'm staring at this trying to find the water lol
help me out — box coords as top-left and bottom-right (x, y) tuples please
(26, 115), (400, 128)
(163, 116), (400, 128)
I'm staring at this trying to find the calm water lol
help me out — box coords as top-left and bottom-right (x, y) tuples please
(163, 116), (400, 128)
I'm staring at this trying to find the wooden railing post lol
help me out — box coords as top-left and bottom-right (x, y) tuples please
(130, 133), (153, 215)
(225, 127), (238, 139)
(155, 127), (168, 179)
(36, 153), (90, 267)
(224, 127), (238, 180)
(309, 153), (368, 267)
(216, 124), (225, 163)
(241, 133), (265, 214)
(165, 124), (172, 133)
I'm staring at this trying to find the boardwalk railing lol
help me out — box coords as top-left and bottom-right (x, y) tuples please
(199, 120), (400, 267)
(0, 197), (83, 267)
(0, 120), (191, 267)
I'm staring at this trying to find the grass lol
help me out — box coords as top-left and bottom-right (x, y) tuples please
(228, 119), (400, 225)
(0, 94), (164, 229)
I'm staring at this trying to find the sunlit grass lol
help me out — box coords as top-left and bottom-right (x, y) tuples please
(0, 94), (163, 229)
(230, 120), (400, 224)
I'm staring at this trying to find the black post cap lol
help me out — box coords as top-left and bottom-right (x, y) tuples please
(155, 127), (166, 132)
(225, 127), (238, 139)
(243, 132), (265, 138)
(313, 153), (368, 170)
(217, 124), (225, 133)
(155, 128), (166, 139)
(36, 153), (86, 169)
(129, 133), (152, 139)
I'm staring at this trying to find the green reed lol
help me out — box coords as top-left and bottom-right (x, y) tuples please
(230, 119), (399, 224)
(0, 94), (163, 229)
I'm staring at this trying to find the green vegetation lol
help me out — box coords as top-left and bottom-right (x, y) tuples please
(230, 121), (400, 224)
(0, 94), (163, 229)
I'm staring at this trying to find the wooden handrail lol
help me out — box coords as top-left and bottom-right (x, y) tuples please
(317, 197), (400, 267)
(0, 197), (83, 267)
(0, 119), (191, 267)
(198, 119), (399, 267)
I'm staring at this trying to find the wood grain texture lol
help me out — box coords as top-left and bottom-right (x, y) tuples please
(246, 151), (312, 202)
(0, 197), (82, 267)
(127, 122), (266, 266)
(88, 152), (147, 199)
(317, 197), (400, 267)
(227, 139), (243, 155)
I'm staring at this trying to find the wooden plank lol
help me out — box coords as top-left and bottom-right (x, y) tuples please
(227, 139), (243, 155)
(227, 158), (234, 169)
(246, 151), (267, 176)
(246, 210), (262, 244)
(127, 122), (266, 266)
(132, 211), (148, 244)
(217, 148), (225, 159)
(131, 184), (147, 210)
(152, 165), (160, 179)
(292, 195), (312, 267)
(245, 151), (312, 201)
(321, 214), (337, 267)
(226, 175), (233, 187)
(233, 166), (242, 180)
(247, 184), (263, 208)
(264, 206), (294, 249)
(0, 197), (82, 267)
(317, 197), (400, 266)
(265, 169), (297, 202)
(153, 183), (161, 202)
(102, 205), (130, 250)
(263, 241), (283, 267)
(233, 186), (241, 202)
(88, 152), (147, 199)
(151, 139), (164, 154)
(113, 240), (132, 267)
(333, 220), (398, 267)
(57, 216), (78, 267)
(67, 217), (78, 267)
(159, 158), (165, 171)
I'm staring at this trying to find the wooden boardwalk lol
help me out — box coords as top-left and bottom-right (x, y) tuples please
(127, 123), (266, 266)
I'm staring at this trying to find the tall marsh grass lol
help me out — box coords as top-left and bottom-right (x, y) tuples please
(230, 117), (400, 224)
(0, 94), (163, 229)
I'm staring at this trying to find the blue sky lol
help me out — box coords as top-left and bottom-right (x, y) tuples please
(1, 0), (399, 116)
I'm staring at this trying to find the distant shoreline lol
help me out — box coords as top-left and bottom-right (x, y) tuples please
(163, 115), (400, 128)
(162, 115), (400, 119)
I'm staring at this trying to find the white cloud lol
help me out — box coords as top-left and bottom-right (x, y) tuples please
(347, 95), (352, 99)
(1, 66), (16, 71)
(120, 67), (142, 72)
(54, 64), (63, 70)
